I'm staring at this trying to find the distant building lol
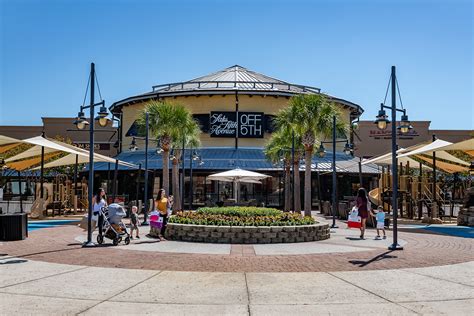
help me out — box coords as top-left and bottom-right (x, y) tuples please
(0, 117), (118, 156)
(353, 121), (472, 158)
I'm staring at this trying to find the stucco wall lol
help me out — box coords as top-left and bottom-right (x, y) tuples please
(121, 94), (352, 150)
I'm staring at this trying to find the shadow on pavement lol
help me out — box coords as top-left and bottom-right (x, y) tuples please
(0, 259), (28, 265)
(349, 251), (397, 267)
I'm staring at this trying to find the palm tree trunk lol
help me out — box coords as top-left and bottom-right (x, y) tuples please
(304, 149), (312, 216)
(294, 159), (301, 214)
(162, 149), (170, 194)
(284, 164), (291, 212)
(172, 157), (181, 212)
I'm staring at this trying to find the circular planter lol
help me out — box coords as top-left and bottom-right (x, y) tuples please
(150, 222), (330, 244)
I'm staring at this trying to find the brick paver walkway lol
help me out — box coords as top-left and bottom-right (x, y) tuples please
(1, 225), (473, 272)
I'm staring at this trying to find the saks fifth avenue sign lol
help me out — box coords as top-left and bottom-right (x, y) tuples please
(210, 112), (264, 138)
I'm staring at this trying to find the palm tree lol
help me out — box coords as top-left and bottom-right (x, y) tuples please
(264, 129), (303, 212)
(138, 100), (200, 197)
(278, 94), (348, 217)
(170, 123), (201, 212)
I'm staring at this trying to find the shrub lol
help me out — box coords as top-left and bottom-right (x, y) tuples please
(169, 208), (316, 227)
(196, 206), (281, 217)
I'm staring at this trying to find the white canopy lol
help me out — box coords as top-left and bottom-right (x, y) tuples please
(437, 138), (474, 151)
(5, 136), (137, 168)
(362, 155), (432, 170)
(397, 138), (470, 166)
(397, 139), (452, 159)
(208, 168), (270, 183)
(208, 168), (270, 202)
(0, 135), (20, 146)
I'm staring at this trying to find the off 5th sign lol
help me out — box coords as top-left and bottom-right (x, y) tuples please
(210, 111), (264, 138)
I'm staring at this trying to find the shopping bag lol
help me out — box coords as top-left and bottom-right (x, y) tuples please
(149, 210), (163, 229)
(347, 207), (361, 229)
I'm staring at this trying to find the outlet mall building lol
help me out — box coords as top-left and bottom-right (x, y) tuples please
(99, 65), (380, 208)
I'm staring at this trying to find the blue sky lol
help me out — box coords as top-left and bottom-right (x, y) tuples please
(1, 0), (472, 129)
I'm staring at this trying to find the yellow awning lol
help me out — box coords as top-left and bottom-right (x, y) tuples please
(415, 155), (469, 174)
(5, 152), (62, 171)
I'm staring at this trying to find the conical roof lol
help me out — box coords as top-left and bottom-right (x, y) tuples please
(110, 65), (362, 114)
(151, 64), (320, 94)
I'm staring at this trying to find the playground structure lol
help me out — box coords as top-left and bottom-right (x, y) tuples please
(368, 161), (471, 221)
(30, 175), (88, 219)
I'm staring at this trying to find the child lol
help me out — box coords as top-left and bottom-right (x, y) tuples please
(130, 206), (140, 239)
(372, 206), (386, 240)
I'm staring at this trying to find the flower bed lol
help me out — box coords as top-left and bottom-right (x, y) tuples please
(149, 207), (329, 243)
(169, 207), (315, 227)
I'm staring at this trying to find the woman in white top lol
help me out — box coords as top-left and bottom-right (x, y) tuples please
(93, 188), (107, 236)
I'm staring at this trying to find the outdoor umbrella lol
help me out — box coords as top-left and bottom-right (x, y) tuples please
(207, 168), (270, 202)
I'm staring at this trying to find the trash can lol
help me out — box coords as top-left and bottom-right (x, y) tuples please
(0, 213), (28, 241)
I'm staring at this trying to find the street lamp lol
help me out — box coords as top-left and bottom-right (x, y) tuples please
(374, 66), (411, 251)
(127, 113), (151, 225)
(73, 62), (109, 248)
(317, 116), (353, 229)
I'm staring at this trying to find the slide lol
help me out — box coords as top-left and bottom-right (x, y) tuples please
(369, 188), (383, 206)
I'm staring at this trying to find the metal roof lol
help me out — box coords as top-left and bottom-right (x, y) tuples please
(91, 148), (380, 174)
(110, 65), (363, 115)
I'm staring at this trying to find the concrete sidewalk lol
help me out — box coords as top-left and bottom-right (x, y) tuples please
(0, 257), (472, 315)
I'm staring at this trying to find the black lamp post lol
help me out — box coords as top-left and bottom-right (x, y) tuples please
(188, 149), (203, 210)
(317, 115), (352, 229)
(73, 62), (110, 247)
(128, 112), (151, 225)
(374, 66), (412, 251)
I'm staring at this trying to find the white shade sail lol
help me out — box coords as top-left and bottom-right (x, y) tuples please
(439, 138), (474, 151)
(397, 139), (452, 159)
(0, 135), (20, 146)
(5, 135), (137, 169)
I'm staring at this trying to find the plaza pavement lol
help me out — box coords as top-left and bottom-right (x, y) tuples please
(0, 257), (472, 315)
(0, 216), (473, 315)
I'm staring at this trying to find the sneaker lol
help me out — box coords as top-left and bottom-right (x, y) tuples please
(136, 236), (140, 239)
(375, 236), (381, 240)
(130, 236), (134, 240)
(383, 236), (387, 239)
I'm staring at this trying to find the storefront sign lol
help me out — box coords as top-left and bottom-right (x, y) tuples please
(73, 143), (111, 150)
(369, 129), (420, 140)
(210, 112), (264, 138)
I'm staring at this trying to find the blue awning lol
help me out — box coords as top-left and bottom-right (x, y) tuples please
(89, 148), (380, 174)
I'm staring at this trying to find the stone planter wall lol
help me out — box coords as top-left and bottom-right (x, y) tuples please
(150, 223), (330, 243)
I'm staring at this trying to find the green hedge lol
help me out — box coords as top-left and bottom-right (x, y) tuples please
(169, 210), (316, 227)
(196, 206), (281, 217)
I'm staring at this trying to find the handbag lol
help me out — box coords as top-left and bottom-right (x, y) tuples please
(347, 206), (362, 229)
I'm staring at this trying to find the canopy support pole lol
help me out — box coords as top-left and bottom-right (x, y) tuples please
(432, 134), (437, 218)
(40, 145), (45, 199)
(18, 170), (23, 213)
(189, 146), (193, 210)
(331, 115), (338, 228)
(112, 159), (118, 201)
(107, 162), (111, 194)
(136, 163), (141, 211)
(181, 137), (185, 210)
(358, 157), (363, 188)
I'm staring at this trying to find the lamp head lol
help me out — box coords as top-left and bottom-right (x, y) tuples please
(343, 142), (353, 155)
(129, 137), (138, 152)
(374, 106), (389, 130)
(95, 106), (110, 127)
(73, 111), (89, 130)
(397, 114), (412, 134)
(317, 143), (326, 158)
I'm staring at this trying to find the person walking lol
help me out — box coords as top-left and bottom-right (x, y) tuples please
(356, 188), (369, 239)
(155, 189), (172, 241)
(93, 188), (107, 237)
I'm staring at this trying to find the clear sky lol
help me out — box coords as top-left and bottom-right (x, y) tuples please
(1, 0), (472, 129)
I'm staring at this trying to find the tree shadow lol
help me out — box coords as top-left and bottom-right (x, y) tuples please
(0, 259), (28, 265)
(349, 251), (398, 267)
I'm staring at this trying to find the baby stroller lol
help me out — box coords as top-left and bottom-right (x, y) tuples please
(96, 203), (130, 246)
